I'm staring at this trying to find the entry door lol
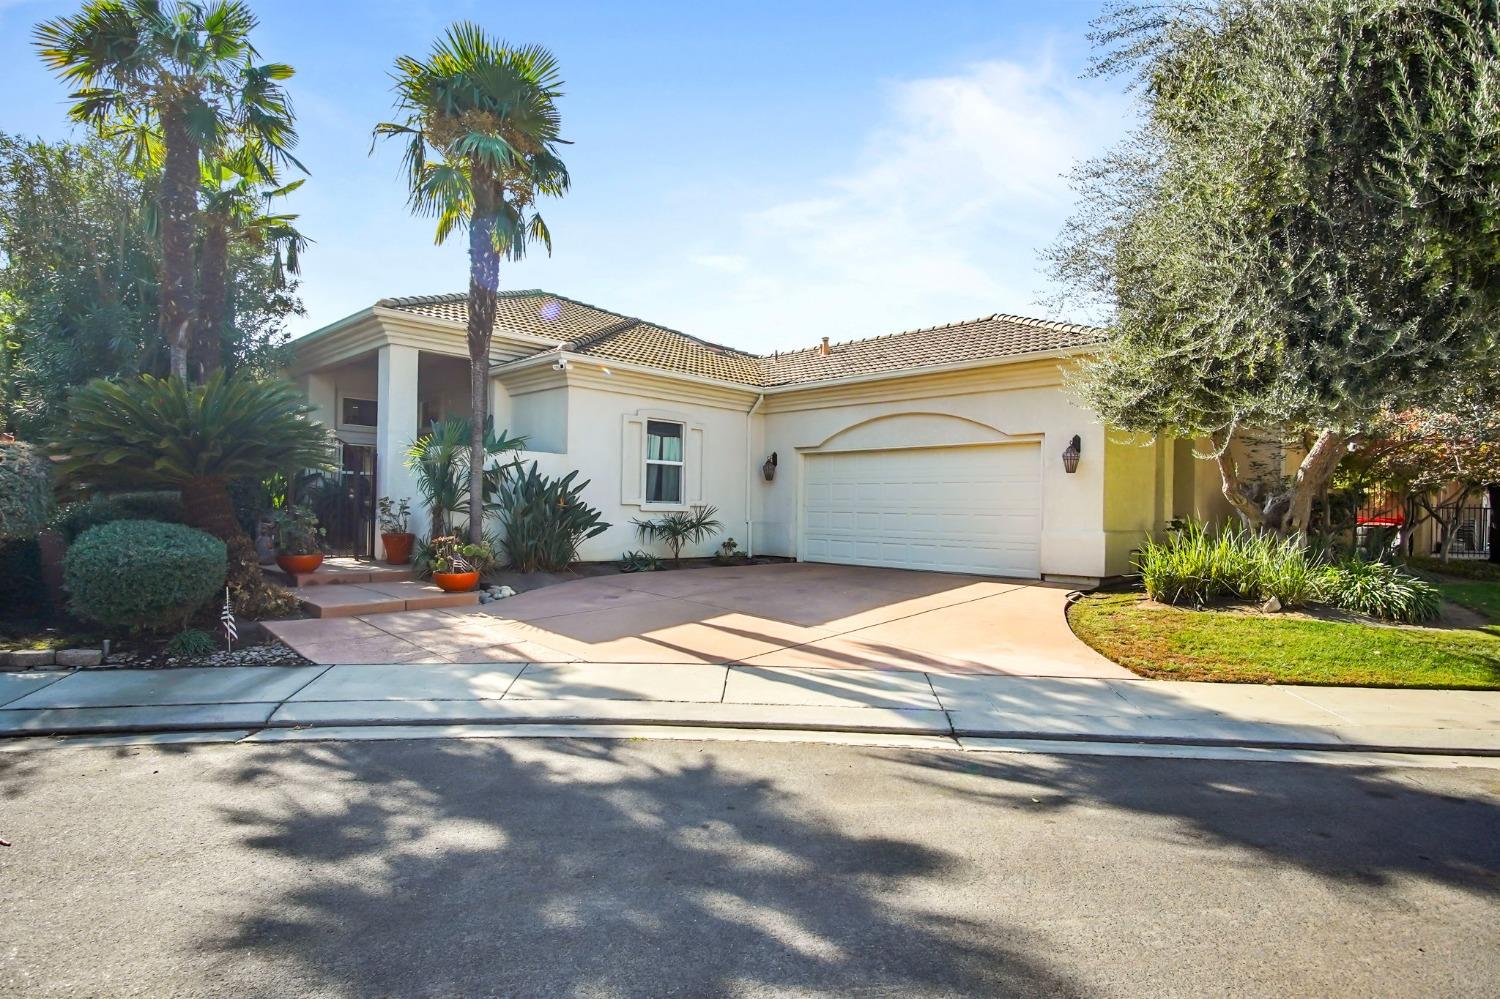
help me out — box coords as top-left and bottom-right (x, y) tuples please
(801, 445), (1043, 578)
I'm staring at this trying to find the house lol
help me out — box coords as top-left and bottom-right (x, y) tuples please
(289, 290), (1234, 583)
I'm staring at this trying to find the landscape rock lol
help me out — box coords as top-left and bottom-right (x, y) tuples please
(496, 585), (516, 599)
(1261, 596), (1282, 613)
(55, 648), (104, 668)
(9, 649), (56, 669)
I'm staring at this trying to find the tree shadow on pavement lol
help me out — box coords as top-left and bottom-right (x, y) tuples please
(884, 749), (1500, 895)
(210, 737), (1085, 998)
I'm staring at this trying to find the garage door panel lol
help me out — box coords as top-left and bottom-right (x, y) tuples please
(801, 446), (1042, 578)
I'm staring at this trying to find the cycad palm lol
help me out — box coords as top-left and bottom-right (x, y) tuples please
(54, 372), (332, 608)
(375, 22), (569, 544)
(34, 1), (302, 380)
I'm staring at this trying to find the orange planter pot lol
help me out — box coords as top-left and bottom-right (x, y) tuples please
(381, 532), (415, 565)
(432, 570), (480, 593)
(276, 553), (324, 575)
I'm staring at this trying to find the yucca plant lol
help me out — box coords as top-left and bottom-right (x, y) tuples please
(494, 462), (609, 572)
(52, 372), (332, 612)
(632, 505), (723, 569)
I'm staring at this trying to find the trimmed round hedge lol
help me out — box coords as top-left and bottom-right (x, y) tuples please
(53, 490), (183, 542)
(64, 520), (227, 632)
(0, 440), (52, 542)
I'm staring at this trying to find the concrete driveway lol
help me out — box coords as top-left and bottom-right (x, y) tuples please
(266, 563), (1130, 677)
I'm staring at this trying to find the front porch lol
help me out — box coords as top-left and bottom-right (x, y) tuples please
(297, 343), (475, 558)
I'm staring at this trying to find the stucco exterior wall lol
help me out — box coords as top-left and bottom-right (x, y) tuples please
(755, 362), (1129, 581)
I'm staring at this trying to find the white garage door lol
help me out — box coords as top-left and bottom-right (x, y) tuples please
(801, 445), (1042, 578)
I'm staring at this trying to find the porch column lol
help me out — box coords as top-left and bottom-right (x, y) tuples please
(376, 343), (421, 557)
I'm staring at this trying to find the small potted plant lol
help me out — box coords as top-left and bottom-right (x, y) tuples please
(429, 535), (484, 592)
(272, 501), (326, 575)
(377, 496), (415, 565)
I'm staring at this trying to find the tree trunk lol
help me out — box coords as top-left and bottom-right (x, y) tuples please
(466, 178), (501, 546)
(158, 103), (200, 382)
(1209, 431), (1268, 528)
(1280, 429), (1347, 535)
(180, 476), (294, 618)
(191, 210), (230, 381)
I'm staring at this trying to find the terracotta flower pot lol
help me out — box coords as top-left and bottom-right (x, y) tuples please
(432, 570), (480, 593)
(381, 532), (415, 565)
(276, 553), (324, 575)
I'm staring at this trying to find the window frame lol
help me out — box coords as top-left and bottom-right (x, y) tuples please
(644, 419), (687, 507)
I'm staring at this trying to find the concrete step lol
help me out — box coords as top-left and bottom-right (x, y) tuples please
(296, 580), (479, 619)
(263, 557), (414, 589)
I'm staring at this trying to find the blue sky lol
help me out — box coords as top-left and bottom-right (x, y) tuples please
(0, 0), (1130, 352)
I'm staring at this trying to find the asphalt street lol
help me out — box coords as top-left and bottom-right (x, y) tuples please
(2, 736), (1497, 997)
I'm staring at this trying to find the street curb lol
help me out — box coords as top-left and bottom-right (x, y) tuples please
(4, 709), (1499, 758)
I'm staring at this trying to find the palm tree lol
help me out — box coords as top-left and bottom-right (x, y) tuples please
(375, 22), (569, 545)
(34, 0), (302, 381)
(193, 145), (307, 378)
(53, 372), (332, 611)
(406, 416), (527, 538)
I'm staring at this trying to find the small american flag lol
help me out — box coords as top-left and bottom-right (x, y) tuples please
(221, 587), (238, 651)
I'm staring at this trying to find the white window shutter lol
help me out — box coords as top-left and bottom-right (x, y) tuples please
(687, 425), (705, 504)
(621, 415), (645, 504)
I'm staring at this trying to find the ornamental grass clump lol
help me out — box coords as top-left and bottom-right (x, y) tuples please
(1317, 557), (1442, 624)
(1136, 522), (1319, 608)
(64, 520), (226, 632)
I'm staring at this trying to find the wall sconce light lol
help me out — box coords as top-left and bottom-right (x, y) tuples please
(761, 452), (779, 481)
(1061, 435), (1082, 474)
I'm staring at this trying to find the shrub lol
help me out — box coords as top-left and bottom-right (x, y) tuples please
(1136, 521), (1320, 608)
(632, 505), (723, 568)
(1402, 556), (1500, 582)
(165, 628), (218, 657)
(495, 464), (610, 572)
(0, 439), (53, 541)
(64, 520), (227, 632)
(53, 490), (183, 542)
(1317, 557), (1442, 624)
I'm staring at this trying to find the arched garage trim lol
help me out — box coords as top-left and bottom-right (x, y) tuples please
(804, 411), (1040, 455)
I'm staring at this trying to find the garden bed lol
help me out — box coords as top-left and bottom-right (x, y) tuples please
(1068, 589), (1500, 689)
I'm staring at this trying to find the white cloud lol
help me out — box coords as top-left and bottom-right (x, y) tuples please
(639, 56), (1131, 351)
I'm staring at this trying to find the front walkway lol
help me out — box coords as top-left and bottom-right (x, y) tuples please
(263, 563), (1129, 677)
(2, 663), (1497, 754)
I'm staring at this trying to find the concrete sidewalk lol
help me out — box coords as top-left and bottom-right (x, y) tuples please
(2, 662), (1497, 754)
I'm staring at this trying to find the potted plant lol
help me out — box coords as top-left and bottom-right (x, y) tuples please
(271, 502), (326, 575)
(429, 535), (484, 592)
(377, 496), (415, 565)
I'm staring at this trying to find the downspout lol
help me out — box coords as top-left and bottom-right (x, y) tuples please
(745, 392), (766, 557)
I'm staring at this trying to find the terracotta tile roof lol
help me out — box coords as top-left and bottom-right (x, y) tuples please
(377, 291), (1105, 388)
(759, 313), (1107, 387)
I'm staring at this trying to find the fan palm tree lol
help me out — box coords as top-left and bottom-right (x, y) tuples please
(375, 22), (569, 545)
(406, 416), (526, 538)
(53, 372), (332, 609)
(34, 1), (302, 381)
(193, 145), (307, 378)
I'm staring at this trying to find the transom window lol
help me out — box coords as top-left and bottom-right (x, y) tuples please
(341, 397), (378, 427)
(645, 420), (684, 504)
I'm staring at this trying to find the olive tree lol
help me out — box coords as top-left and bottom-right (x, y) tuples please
(1049, 0), (1500, 534)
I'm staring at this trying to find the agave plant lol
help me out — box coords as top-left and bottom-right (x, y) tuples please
(52, 372), (332, 611)
(632, 505), (723, 568)
(494, 463), (609, 572)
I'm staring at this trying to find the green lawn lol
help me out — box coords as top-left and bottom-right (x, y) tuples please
(1440, 582), (1500, 635)
(1069, 590), (1500, 689)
